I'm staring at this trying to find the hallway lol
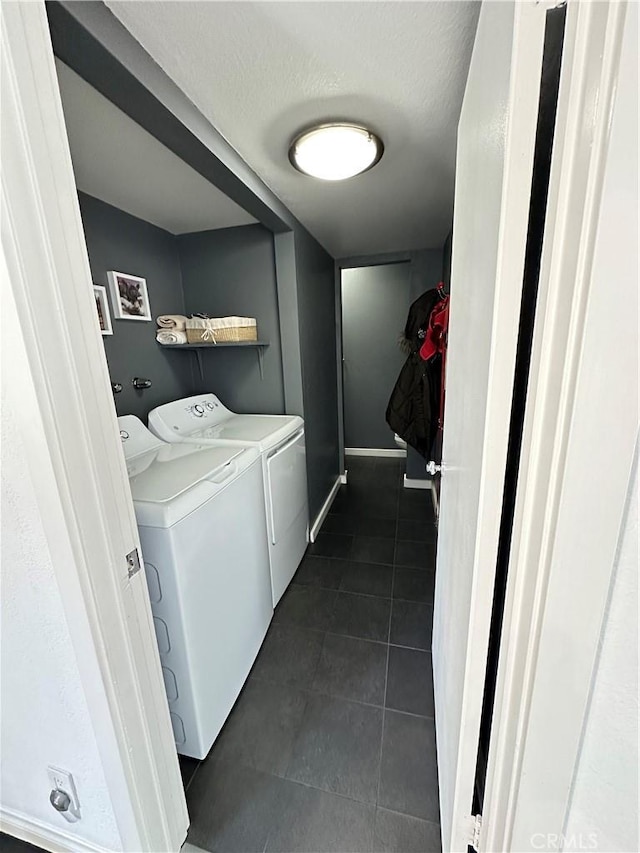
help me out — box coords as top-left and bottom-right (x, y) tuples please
(181, 457), (440, 853)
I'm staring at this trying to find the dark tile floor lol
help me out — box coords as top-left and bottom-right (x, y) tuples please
(183, 457), (441, 853)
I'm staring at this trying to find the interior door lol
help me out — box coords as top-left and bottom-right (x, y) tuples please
(431, 2), (554, 849)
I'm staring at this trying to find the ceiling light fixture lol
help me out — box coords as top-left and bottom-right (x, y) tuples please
(289, 123), (383, 181)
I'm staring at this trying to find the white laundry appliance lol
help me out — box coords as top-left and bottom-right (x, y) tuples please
(148, 395), (308, 605)
(118, 415), (273, 760)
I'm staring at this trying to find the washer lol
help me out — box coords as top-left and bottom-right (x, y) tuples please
(148, 394), (308, 605)
(118, 415), (272, 760)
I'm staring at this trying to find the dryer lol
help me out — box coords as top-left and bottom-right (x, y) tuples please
(148, 395), (308, 605)
(118, 415), (273, 759)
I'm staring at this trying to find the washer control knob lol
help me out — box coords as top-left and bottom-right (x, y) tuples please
(206, 401), (215, 410)
(193, 405), (205, 417)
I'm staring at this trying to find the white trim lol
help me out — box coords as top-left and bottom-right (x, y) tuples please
(403, 475), (432, 491)
(340, 471), (348, 485)
(345, 447), (406, 458)
(431, 482), (439, 520)
(1, 808), (111, 853)
(309, 476), (342, 542)
(335, 263), (346, 477)
(481, 3), (634, 850)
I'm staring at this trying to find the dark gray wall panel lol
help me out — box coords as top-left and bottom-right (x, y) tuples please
(341, 263), (411, 449)
(295, 227), (340, 522)
(178, 225), (285, 414)
(273, 232), (304, 417)
(78, 192), (194, 420)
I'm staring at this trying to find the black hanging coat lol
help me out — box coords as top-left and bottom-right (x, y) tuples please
(386, 289), (442, 458)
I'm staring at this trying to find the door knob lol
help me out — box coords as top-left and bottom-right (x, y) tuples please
(426, 461), (441, 476)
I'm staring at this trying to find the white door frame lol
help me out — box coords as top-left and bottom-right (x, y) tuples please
(437, 0), (635, 850)
(1, 4), (188, 850)
(481, 1), (636, 850)
(435, 2), (555, 848)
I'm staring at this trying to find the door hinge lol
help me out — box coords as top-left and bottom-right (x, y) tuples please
(126, 548), (142, 579)
(464, 813), (483, 851)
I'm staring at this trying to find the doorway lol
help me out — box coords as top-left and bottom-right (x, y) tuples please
(341, 263), (411, 453)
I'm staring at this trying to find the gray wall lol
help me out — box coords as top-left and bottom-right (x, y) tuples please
(79, 194), (340, 523)
(341, 263), (411, 449)
(78, 192), (194, 420)
(294, 227), (340, 523)
(405, 249), (444, 479)
(273, 231), (304, 417)
(178, 225), (285, 414)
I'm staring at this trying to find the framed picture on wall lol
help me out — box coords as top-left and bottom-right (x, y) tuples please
(93, 284), (113, 336)
(107, 270), (152, 321)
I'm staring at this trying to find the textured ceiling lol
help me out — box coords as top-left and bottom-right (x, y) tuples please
(55, 60), (256, 235)
(106, 1), (480, 257)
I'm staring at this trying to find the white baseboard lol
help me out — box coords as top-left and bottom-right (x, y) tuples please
(403, 475), (432, 490)
(0, 807), (111, 852)
(345, 447), (406, 458)
(340, 470), (348, 484)
(309, 476), (342, 542)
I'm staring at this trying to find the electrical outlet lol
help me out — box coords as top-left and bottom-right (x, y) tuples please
(48, 766), (81, 822)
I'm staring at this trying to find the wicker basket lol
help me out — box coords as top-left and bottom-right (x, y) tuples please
(186, 316), (258, 344)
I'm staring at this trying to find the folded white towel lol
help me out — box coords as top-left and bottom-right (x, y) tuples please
(156, 330), (187, 345)
(157, 314), (188, 331)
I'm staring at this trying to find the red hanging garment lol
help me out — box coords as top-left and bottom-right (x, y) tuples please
(419, 285), (449, 431)
(419, 293), (449, 362)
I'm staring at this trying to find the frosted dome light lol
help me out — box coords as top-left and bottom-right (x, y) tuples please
(289, 123), (383, 181)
